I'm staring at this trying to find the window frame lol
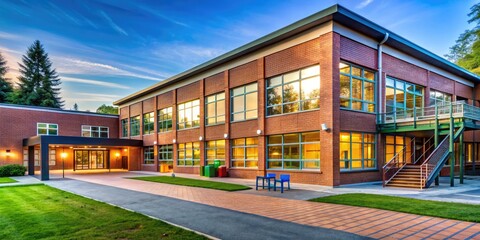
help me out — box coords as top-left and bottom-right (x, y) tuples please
(385, 76), (424, 116)
(143, 146), (155, 165)
(340, 132), (377, 172)
(81, 125), (109, 138)
(205, 140), (225, 166)
(158, 107), (173, 133)
(230, 83), (258, 122)
(266, 131), (321, 170)
(205, 92), (226, 126)
(143, 112), (155, 135)
(130, 116), (140, 136)
(177, 142), (200, 166)
(231, 137), (258, 168)
(266, 65), (321, 116)
(121, 119), (128, 138)
(339, 62), (376, 113)
(177, 99), (200, 130)
(429, 89), (452, 107)
(37, 123), (58, 136)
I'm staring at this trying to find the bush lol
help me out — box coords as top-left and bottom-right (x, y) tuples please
(0, 164), (27, 177)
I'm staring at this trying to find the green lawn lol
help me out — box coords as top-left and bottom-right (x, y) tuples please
(0, 177), (17, 184)
(310, 193), (480, 223)
(130, 176), (251, 191)
(0, 185), (206, 240)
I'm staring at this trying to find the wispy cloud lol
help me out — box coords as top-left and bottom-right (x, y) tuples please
(53, 57), (164, 81)
(61, 76), (131, 89)
(100, 11), (128, 36)
(63, 92), (122, 102)
(0, 31), (23, 40)
(152, 43), (225, 66)
(357, 0), (374, 9)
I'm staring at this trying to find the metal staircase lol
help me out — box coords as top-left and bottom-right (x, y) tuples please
(381, 102), (473, 189)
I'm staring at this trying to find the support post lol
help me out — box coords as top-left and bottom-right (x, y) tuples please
(460, 133), (464, 184)
(28, 146), (35, 175)
(434, 105), (440, 186)
(449, 103), (455, 187)
(40, 142), (50, 181)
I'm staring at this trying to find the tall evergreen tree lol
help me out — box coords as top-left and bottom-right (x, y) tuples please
(0, 51), (13, 103)
(15, 40), (63, 108)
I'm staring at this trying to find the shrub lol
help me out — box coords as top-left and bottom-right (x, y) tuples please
(0, 164), (27, 177)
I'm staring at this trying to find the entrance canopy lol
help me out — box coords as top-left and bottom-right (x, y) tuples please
(23, 135), (143, 180)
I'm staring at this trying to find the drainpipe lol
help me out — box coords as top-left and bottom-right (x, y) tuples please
(377, 33), (389, 123)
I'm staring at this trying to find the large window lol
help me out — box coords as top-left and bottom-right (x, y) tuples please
(177, 142), (200, 166)
(206, 92), (226, 125)
(429, 89), (451, 107)
(385, 77), (424, 115)
(231, 138), (258, 168)
(205, 140), (225, 166)
(267, 65), (320, 116)
(143, 112), (154, 134)
(130, 116), (140, 136)
(267, 132), (320, 170)
(339, 62), (376, 113)
(177, 100), (200, 130)
(37, 123), (58, 136)
(231, 83), (258, 121)
(143, 146), (154, 164)
(158, 145), (174, 171)
(82, 125), (109, 138)
(385, 135), (413, 165)
(158, 107), (173, 132)
(340, 132), (376, 171)
(121, 119), (128, 137)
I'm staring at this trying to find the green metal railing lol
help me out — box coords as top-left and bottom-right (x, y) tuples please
(378, 102), (480, 125)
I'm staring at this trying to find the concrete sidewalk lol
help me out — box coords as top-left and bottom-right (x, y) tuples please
(45, 178), (368, 240)
(44, 172), (480, 240)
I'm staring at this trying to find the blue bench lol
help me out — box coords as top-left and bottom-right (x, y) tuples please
(274, 174), (290, 193)
(255, 173), (276, 191)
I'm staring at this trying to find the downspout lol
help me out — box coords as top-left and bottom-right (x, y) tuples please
(377, 33), (389, 123)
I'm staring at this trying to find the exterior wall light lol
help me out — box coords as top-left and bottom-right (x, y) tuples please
(153, 141), (157, 145)
(5, 149), (11, 156)
(199, 136), (203, 141)
(224, 133), (228, 139)
(321, 123), (330, 132)
(172, 139), (176, 143)
(256, 129), (262, 135)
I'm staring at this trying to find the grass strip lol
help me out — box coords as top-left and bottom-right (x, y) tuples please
(310, 193), (480, 223)
(130, 176), (251, 191)
(0, 177), (17, 184)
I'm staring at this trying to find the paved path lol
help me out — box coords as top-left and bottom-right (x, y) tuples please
(45, 172), (480, 240)
(46, 179), (367, 240)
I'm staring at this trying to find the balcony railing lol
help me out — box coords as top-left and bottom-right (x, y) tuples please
(378, 101), (480, 125)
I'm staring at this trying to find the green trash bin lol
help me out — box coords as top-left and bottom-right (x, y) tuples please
(213, 160), (221, 169)
(200, 166), (205, 176)
(205, 165), (216, 177)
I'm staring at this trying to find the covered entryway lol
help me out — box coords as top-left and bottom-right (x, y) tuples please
(23, 135), (143, 180)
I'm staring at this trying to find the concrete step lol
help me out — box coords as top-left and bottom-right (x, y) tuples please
(387, 182), (422, 188)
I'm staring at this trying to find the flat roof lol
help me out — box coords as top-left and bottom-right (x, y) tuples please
(0, 103), (119, 118)
(23, 135), (143, 147)
(114, 4), (480, 106)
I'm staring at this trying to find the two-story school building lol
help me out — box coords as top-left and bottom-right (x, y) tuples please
(113, 4), (480, 188)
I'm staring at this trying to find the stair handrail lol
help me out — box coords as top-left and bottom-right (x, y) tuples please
(413, 135), (435, 165)
(419, 135), (450, 188)
(383, 137), (415, 187)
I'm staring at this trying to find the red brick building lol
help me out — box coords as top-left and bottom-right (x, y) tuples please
(0, 103), (143, 180)
(113, 5), (480, 187)
(3, 5), (479, 187)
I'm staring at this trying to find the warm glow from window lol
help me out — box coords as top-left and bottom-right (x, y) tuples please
(60, 152), (67, 158)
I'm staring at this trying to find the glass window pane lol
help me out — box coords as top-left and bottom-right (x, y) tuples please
(245, 93), (257, 111)
(352, 79), (362, 100)
(268, 135), (282, 144)
(339, 63), (350, 73)
(284, 71), (299, 83)
(301, 77), (320, 100)
(268, 77), (282, 87)
(301, 65), (320, 78)
(340, 75), (350, 98)
(284, 134), (299, 144)
(245, 83), (257, 92)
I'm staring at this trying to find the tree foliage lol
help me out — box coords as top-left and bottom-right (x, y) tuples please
(447, 3), (480, 75)
(13, 40), (63, 108)
(73, 103), (78, 111)
(96, 104), (118, 114)
(0, 52), (13, 103)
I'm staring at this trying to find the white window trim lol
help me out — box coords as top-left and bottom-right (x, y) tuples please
(37, 123), (58, 136)
(81, 125), (110, 138)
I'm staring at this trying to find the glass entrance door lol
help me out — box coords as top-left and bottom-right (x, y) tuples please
(74, 150), (109, 170)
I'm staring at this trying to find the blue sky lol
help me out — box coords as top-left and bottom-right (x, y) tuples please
(0, 0), (476, 111)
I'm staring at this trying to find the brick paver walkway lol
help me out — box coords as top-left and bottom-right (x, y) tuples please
(65, 173), (480, 240)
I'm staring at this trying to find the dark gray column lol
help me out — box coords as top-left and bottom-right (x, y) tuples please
(40, 142), (49, 181)
(28, 146), (35, 175)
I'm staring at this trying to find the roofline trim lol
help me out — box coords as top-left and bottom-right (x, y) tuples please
(0, 103), (119, 118)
